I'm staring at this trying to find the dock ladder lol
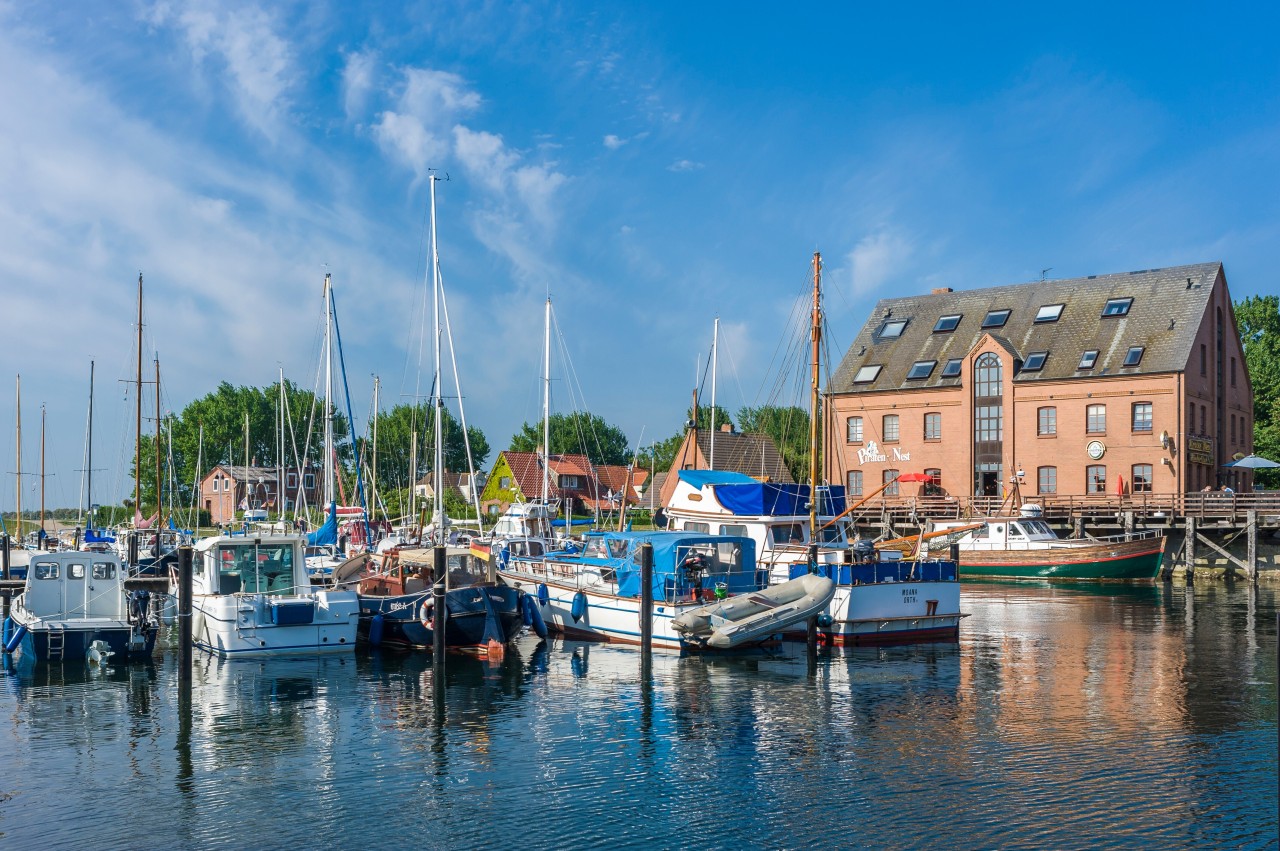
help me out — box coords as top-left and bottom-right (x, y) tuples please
(46, 626), (66, 661)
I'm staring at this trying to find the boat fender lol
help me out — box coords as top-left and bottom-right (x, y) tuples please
(526, 596), (548, 638)
(3, 623), (27, 654)
(368, 613), (385, 647)
(418, 601), (434, 631)
(522, 594), (534, 627)
(570, 591), (587, 623)
(537, 583), (550, 606)
(817, 614), (834, 628)
(1, 617), (11, 649)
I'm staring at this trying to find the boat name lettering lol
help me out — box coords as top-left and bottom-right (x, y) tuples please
(902, 588), (917, 602)
(389, 601), (413, 612)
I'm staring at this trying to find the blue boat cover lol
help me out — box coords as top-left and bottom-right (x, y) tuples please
(551, 518), (596, 528)
(589, 530), (760, 600)
(307, 503), (338, 547)
(676, 470), (847, 516)
(84, 527), (116, 544)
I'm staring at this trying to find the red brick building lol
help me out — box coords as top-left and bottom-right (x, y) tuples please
(825, 262), (1252, 500)
(200, 464), (322, 524)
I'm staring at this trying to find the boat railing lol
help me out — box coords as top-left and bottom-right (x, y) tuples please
(856, 491), (1280, 526)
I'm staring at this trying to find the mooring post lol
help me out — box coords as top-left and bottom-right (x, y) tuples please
(1247, 509), (1258, 583)
(432, 544), (447, 681)
(1074, 517), (1085, 539)
(1123, 511), (1135, 537)
(1, 534), (9, 622)
(127, 532), (139, 570)
(639, 543), (653, 655)
(1185, 516), (1197, 584)
(177, 545), (193, 681)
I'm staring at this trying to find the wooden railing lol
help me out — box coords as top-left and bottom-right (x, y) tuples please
(850, 492), (1280, 526)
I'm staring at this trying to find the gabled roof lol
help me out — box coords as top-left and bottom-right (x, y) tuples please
(830, 262), (1223, 393)
(682, 430), (794, 484)
(206, 465), (278, 484)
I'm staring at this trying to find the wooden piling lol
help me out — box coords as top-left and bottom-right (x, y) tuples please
(432, 545), (447, 684)
(177, 546), (193, 681)
(1185, 516), (1197, 584)
(1247, 509), (1258, 583)
(1074, 517), (1085, 539)
(639, 543), (653, 655)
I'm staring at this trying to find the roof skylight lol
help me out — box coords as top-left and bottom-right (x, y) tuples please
(853, 365), (883, 383)
(1035, 304), (1064, 323)
(981, 309), (1011, 329)
(933, 314), (961, 333)
(907, 360), (937, 380)
(1103, 297), (1133, 317)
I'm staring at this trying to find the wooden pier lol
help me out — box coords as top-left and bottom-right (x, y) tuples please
(850, 491), (1280, 582)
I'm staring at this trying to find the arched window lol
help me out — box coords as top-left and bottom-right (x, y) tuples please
(973, 353), (1003, 495)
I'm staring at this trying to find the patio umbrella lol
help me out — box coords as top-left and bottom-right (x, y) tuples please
(1116, 473), (1125, 496)
(895, 472), (936, 482)
(1224, 454), (1280, 469)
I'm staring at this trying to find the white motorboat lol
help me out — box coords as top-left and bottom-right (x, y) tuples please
(179, 532), (358, 658)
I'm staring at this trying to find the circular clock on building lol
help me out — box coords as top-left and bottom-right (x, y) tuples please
(1086, 440), (1106, 460)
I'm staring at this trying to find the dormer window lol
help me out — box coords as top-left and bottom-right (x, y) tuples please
(1021, 352), (1048, 372)
(907, 360), (937, 380)
(1123, 346), (1145, 367)
(1079, 350), (1099, 370)
(1102, 297), (1133, 317)
(853, 365), (883, 383)
(878, 319), (908, 339)
(1035, 304), (1064, 323)
(933, 314), (961, 333)
(981, 309), (1011, 328)
(941, 358), (963, 378)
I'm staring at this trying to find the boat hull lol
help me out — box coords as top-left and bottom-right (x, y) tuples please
(5, 620), (157, 662)
(191, 590), (359, 658)
(357, 584), (524, 650)
(955, 536), (1167, 581)
(778, 560), (964, 645)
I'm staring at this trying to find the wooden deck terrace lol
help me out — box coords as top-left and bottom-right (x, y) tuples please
(852, 492), (1280, 530)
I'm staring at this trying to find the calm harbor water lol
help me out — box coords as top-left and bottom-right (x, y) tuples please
(0, 581), (1276, 850)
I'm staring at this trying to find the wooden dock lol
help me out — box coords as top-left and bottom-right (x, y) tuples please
(849, 491), (1280, 581)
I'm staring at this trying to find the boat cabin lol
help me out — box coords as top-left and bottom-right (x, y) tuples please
(22, 552), (131, 620)
(193, 536), (307, 596)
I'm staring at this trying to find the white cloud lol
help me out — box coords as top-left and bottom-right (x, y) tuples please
(373, 111), (448, 179)
(847, 230), (912, 296)
(668, 159), (702, 172)
(453, 126), (567, 229)
(603, 134), (625, 149)
(374, 67), (484, 180)
(147, 1), (295, 141)
(341, 50), (377, 122)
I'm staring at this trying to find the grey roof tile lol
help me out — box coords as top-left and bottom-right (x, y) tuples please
(831, 262), (1222, 393)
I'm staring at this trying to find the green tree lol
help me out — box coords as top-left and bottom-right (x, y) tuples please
(357, 403), (489, 492)
(1236, 295), (1280, 486)
(509, 412), (631, 465)
(736, 405), (812, 482)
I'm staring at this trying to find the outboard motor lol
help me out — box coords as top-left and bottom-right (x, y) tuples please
(853, 538), (876, 564)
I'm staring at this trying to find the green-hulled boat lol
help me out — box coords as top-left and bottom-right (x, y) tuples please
(929, 508), (1166, 581)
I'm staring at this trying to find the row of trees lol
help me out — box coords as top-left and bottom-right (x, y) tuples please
(1236, 295), (1280, 487)
(129, 377), (817, 520)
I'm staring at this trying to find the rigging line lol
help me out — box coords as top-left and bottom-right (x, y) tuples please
(399, 196), (434, 419)
(436, 264), (486, 533)
(329, 287), (370, 539)
(550, 303), (608, 465)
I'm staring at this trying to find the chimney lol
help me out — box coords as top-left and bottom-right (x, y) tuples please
(720, 423), (735, 433)
(931, 287), (953, 294)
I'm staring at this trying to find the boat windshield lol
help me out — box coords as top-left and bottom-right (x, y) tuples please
(719, 523), (749, 537)
(816, 524), (845, 544)
(215, 544), (295, 594)
(1017, 520), (1057, 538)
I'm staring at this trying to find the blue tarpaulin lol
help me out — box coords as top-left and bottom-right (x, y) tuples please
(306, 503), (338, 547)
(587, 530), (759, 600)
(675, 470), (847, 516)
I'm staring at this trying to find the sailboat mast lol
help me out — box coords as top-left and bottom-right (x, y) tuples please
(710, 317), (719, 469)
(542, 297), (551, 505)
(808, 252), (822, 568)
(430, 175), (444, 538)
(39, 405), (45, 541)
(15, 375), (20, 543)
(86, 361), (94, 527)
(278, 367), (285, 520)
(155, 358), (162, 525)
(135, 273), (143, 522)
(372, 375), (379, 521)
(323, 273), (335, 511)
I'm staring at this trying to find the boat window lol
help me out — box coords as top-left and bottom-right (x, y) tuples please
(684, 521), (710, 534)
(68, 563), (86, 579)
(528, 541), (545, 557)
(719, 524), (749, 537)
(969, 526), (988, 540)
(716, 541), (744, 569)
(1008, 524), (1028, 539)
(818, 525), (844, 544)
(34, 562), (59, 580)
(1024, 521), (1054, 536)
(990, 524), (1004, 536)
(91, 562), (115, 580)
(607, 539), (630, 558)
(770, 524), (804, 544)
(582, 538), (607, 558)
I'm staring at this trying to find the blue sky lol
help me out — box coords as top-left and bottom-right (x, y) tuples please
(3, 2), (1279, 509)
